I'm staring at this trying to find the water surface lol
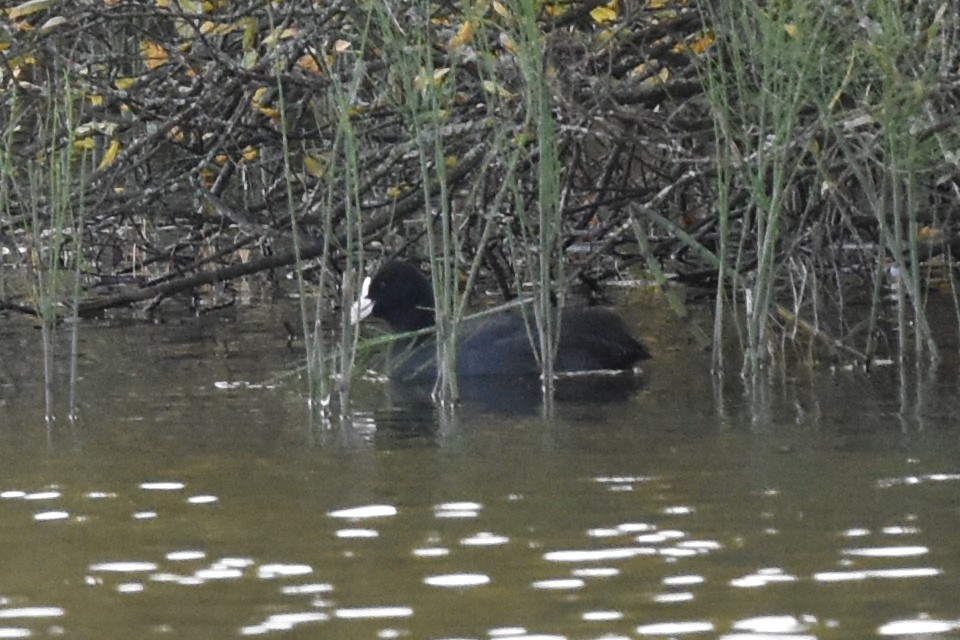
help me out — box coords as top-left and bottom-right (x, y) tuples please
(1, 305), (959, 639)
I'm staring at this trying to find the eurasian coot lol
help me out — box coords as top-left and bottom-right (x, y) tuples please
(351, 261), (650, 380)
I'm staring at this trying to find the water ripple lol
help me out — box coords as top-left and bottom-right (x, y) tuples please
(842, 545), (927, 558)
(0, 608), (64, 619)
(33, 511), (69, 522)
(460, 532), (509, 546)
(424, 573), (490, 587)
(257, 563), (312, 579)
(814, 567), (940, 582)
(877, 618), (958, 636)
(88, 561), (158, 573)
(336, 528), (379, 538)
(544, 547), (655, 562)
(582, 610), (623, 622)
(731, 615), (813, 634)
(328, 505), (397, 519)
(140, 482), (185, 491)
(531, 578), (584, 590)
(729, 568), (797, 588)
(240, 611), (329, 635)
(334, 606), (413, 619)
(636, 620), (714, 635)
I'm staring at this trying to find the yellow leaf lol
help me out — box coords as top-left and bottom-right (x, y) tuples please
(98, 139), (121, 170)
(784, 23), (798, 38)
(241, 146), (258, 162)
(590, 4), (617, 24)
(414, 67), (449, 92)
(445, 155), (457, 169)
(647, 0), (666, 8)
(386, 185), (403, 198)
(88, 94), (103, 107)
(251, 88), (279, 119)
(140, 40), (168, 69)
(198, 167), (216, 187)
(334, 39), (351, 52)
(178, 0), (203, 13)
(482, 79), (514, 99)
(6, 54), (35, 82)
(115, 77), (137, 90)
(250, 87), (280, 120)
(73, 138), (95, 151)
(263, 26), (297, 46)
(8, 0), (54, 20)
(448, 20), (473, 51)
(688, 31), (714, 54)
(214, 154), (227, 165)
(303, 153), (326, 178)
(492, 1), (510, 19)
(499, 32), (517, 54)
(544, 3), (567, 17)
(642, 67), (668, 84)
(297, 52), (321, 75)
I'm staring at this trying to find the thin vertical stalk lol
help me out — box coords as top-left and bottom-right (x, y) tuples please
(516, 0), (562, 402)
(68, 140), (88, 422)
(325, 42), (368, 418)
(702, 0), (837, 379)
(266, 7), (317, 410)
(32, 74), (82, 423)
(372, 0), (460, 404)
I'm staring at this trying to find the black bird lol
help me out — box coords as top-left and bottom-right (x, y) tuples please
(351, 261), (650, 381)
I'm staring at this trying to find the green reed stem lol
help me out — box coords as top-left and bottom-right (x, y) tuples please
(515, 0), (562, 402)
(372, 0), (460, 404)
(267, 11), (327, 415)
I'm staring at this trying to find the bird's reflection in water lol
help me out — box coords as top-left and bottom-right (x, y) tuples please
(370, 372), (644, 437)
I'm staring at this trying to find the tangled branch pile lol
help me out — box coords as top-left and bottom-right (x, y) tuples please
(2, 0), (959, 364)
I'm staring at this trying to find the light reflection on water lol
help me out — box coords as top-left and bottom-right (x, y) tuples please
(2, 466), (955, 638)
(1, 309), (960, 639)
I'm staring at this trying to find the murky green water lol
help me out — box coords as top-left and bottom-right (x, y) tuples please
(1, 305), (960, 639)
